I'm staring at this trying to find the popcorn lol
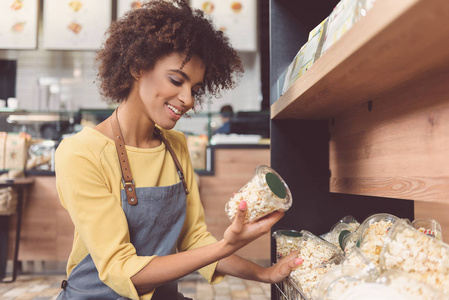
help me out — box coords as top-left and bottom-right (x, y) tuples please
(412, 218), (443, 241)
(359, 219), (394, 267)
(294, 263), (338, 296)
(322, 277), (363, 300)
(289, 230), (344, 297)
(385, 272), (443, 300)
(342, 247), (377, 276)
(225, 165), (292, 223)
(273, 230), (302, 261)
(380, 219), (449, 293)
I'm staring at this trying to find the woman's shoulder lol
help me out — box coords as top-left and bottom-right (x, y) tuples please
(56, 127), (111, 157)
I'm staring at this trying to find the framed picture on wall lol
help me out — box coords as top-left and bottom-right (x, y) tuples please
(190, 0), (257, 52)
(0, 0), (39, 49)
(117, 0), (143, 20)
(43, 0), (112, 50)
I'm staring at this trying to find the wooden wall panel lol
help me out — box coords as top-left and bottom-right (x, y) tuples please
(199, 148), (271, 264)
(330, 68), (449, 203)
(8, 176), (74, 261)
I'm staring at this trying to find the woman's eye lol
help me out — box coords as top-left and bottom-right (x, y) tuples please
(169, 77), (182, 86)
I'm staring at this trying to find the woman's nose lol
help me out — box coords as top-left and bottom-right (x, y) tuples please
(178, 86), (194, 108)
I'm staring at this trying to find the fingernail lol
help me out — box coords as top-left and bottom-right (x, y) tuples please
(295, 258), (303, 265)
(239, 200), (247, 210)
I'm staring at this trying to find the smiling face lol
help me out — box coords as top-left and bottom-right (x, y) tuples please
(132, 52), (205, 130)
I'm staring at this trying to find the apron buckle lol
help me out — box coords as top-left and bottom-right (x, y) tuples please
(61, 279), (68, 289)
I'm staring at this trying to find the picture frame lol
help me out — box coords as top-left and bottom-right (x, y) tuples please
(0, 0), (39, 50)
(190, 0), (257, 52)
(117, 0), (143, 20)
(42, 0), (112, 50)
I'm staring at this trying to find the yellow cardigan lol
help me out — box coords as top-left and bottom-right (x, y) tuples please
(55, 126), (222, 299)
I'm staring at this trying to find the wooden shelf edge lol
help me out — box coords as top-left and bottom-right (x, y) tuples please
(271, 0), (449, 120)
(330, 176), (449, 204)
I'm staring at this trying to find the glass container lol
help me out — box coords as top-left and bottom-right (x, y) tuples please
(273, 229), (302, 261)
(379, 219), (449, 294)
(225, 165), (292, 223)
(412, 218), (443, 241)
(357, 213), (399, 266)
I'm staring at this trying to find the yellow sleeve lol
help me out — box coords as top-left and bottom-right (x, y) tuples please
(174, 133), (225, 284)
(55, 138), (154, 299)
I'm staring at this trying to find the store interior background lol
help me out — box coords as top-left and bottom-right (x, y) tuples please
(0, 0), (274, 278)
(0, 0), (271, 136)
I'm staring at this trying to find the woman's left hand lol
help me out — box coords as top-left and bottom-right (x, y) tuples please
(261, 250), (303, 283)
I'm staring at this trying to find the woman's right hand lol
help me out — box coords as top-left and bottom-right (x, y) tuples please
(222, 200), (284, 254)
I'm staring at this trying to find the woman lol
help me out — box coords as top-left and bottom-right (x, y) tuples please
(55, 1), (301, 299)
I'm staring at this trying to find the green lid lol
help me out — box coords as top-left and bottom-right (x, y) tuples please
(266, 172), (287, 198)
(338, 230), (351, 250)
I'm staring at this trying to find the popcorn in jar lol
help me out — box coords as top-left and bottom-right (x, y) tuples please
(358, 213), (399, 267)
(272, 229), (302, 261)
(225, 165), (292, 223)
(379, 219), (449, 294)
(412, 218), (443, 241)
(290, 230), (344, 298)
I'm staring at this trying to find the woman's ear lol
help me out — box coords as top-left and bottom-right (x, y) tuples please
(130, 69), (142, 81)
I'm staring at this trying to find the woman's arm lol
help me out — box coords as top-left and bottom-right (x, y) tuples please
(131, 201), (286, 294)
(216, 251), (301, 284)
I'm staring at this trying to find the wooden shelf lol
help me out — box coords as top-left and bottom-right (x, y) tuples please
(271, 0), (449, 120)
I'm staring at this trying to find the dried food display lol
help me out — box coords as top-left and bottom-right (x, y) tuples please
(275, 213), (447, 299)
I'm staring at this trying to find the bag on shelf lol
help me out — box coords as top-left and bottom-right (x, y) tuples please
(2, 132), (32, 171)
(0, 187), (18, 216)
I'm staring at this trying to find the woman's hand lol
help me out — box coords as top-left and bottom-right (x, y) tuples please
(222, 200), (284, 254)
(260, 250), (303, 283)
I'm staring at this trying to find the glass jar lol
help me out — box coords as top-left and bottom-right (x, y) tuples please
(290, 230), (345, 298)
(412, 218), (443, 241)
(379, 218), (449, 294)
(377, 269), (444, 300)
(357, 213), (399, 267)
(225, 165), (292, 223)
(311, 265), (374, 300)
(342, 247), (378, 277)
(272, 229), (302, 261)
(325, 216), (360, 250)
(340, 232), (359, 253)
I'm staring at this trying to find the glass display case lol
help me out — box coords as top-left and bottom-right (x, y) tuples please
(1, 109), (270, 175)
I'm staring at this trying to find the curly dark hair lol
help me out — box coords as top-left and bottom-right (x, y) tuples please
(95, 0), (243, 109)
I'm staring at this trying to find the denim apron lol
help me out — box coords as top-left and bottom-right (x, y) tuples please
(58, 111), (190, 300)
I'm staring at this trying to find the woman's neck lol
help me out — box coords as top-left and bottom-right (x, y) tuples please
(115, 103), (161, 149)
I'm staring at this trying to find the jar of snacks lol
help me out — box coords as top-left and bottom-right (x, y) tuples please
(325, 216), (360, 250)
(412, 218), (443, 241)
(311, 265), (373, 300)
(379, 219), (449, 294)
(273, 229), (302, 261)
(376, 269), (443, 300)
(290, 230), (344, 298)
(225, 165), (292, 223)
(357, 213), (399, 267)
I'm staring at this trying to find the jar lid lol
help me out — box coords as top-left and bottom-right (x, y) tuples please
(255, 165), (292, 209)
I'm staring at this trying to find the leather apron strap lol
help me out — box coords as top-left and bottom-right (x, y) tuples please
(111, 109), (138, 206)
(110, 109), (189, 206)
